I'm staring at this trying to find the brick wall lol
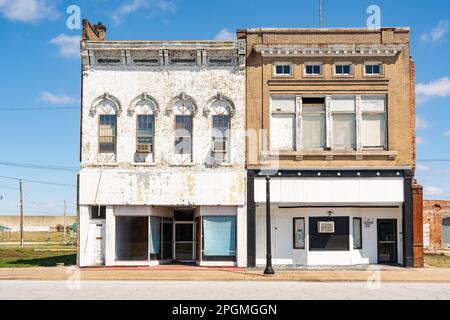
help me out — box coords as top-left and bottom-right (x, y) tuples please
(423, 200), (450, 249)
(243, 27), (413, 168)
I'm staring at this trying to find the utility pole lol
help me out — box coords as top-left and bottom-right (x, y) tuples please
(63, 200), (67, 243)
(19, 179), (24, 247)
(319, 0), (323, 28)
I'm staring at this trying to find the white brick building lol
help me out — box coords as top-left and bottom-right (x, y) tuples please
(78, 21), (247, 267)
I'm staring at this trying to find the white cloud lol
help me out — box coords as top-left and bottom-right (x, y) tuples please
(214, 29), (235, 40)
(424, 186), (445, 198)
(0, 0), (58, 22)
(49, 34), (81, 59)
(421, 20), (449, 44)
(416, 136), (427, 144)
(416, 115), (428, 129)
(39, 92), (78, 105)
(111, 0), (175, 25)
(416, 77), (450, 104)
(444, 131), (450, 138)
(417, 164), (431, 172)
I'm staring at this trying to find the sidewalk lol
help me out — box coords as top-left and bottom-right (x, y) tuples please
(1, 266), (450, 282)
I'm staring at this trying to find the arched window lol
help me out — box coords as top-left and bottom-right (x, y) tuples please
(91, 93), (121, 154)
(172, 96), (196, 160)
(205, 94), (235, 164)
(129, 94), (159, 155)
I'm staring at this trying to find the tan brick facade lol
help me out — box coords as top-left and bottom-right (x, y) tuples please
(241, 28), (414, 169)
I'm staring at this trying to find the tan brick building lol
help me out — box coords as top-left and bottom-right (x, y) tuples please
(240, 28), (422, 267)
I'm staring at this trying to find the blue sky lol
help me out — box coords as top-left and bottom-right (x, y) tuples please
(0, 0), (449, 216)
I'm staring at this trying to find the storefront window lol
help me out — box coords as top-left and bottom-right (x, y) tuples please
(115, 217), (148, 261)
(202, 216), (236, 261)
(150, 217), (161, 260)
(309, 217), (350, 251)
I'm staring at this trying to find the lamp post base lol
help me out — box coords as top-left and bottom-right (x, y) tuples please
(264, 266), (275, 275)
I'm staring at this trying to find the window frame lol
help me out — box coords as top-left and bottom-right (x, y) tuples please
(136, 114), (155, 154)
(301, 97), (327, 151)
(98, 114), (117, 154)
(270, 96), (297, 151)
(361, 95), (388, 150)
(330, 96), (357, 150)
(211, 114), (230, 164)
(174, 114), (193, 157)
(364, 62), (384, 77)
(334, 63), (353, 77)
(274, 62), (293, 77)
(201, 216), (237, 262)
(353, 217), (363, 250)
(304, 62), (323, 77)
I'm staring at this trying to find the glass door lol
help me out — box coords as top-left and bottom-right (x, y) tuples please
(377, 219), (398, 264)
(174, 222), (195, 262)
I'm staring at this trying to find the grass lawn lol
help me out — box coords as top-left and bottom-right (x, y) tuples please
(0, 247), (76, 268)
(424, 254), (450, 268)
(1, 231), (72, 243)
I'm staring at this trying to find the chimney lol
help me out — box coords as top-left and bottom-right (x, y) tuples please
(82, 19), (107, 41)
(93, 22), (107, 41)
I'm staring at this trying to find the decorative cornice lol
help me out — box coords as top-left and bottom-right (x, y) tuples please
(255, 44), (404, 58)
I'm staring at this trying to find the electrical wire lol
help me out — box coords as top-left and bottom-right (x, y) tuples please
(0, 175), (76, 188)
(0, 161), (79, 172)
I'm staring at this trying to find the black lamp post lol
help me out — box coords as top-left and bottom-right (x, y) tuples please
(264, 175), (275, 275)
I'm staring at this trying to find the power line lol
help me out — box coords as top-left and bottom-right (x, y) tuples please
(0, 161), (79, 172)
(0, 106), (78, 111)
(0, 175), (76, 188)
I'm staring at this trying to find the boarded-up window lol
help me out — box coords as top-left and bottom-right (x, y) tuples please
(361, 96), (386, 149)
(332, 114), (356, 149)
(271, 97), (296, 150)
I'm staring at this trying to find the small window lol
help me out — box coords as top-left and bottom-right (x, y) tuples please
(365, 63), (382, 75)
(353, 218), (362, 249)
(305, 64), (322, 76)
(91, 206), (106, 220)
(335, 64), (352, 75)
(212, 115), (230, 163)
(175, 115), (192, 155)
(99, 115), (117, 153)
(136, 115), (154, 154)
(275, 64), (292, 76)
